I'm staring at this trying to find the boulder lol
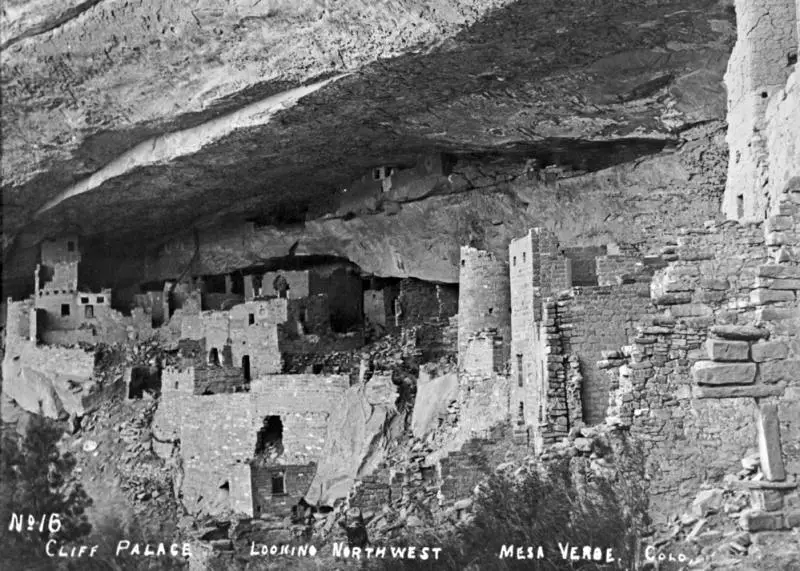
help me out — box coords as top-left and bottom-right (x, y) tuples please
(692, 488), (723, 517)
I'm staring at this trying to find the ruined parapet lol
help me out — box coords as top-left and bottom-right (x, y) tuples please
(457, 246), (510, 367)
(39, 235), (80, 292)
(723, 0), (798, 220)
(4, 298), (35, 348)
(162, 366), (195, 394)
(595, 255), (646, 286)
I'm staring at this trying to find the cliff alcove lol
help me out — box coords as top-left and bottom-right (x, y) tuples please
(1, 0), (799, 570)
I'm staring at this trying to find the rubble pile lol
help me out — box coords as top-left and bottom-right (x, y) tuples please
(283, 331), (424, 385)
(647, 450), (800, 570)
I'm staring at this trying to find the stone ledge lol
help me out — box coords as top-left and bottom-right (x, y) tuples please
(757, 265), (800, 279)
(692, 361), (756, 385)
(732, 477), (797, 491)
(709, 325), (770, 341)
(692, 383), (786, 399)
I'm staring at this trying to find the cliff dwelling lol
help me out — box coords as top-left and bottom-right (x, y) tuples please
(1, 0), (800, 569)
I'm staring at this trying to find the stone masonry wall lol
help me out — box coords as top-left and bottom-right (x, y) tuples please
(561, 283), (654, 425)
(595, 255), (646, 286)
(457, 247), (511, 366)
(723, 0), (798, 220)
(251, 463), (316, 518)
(154, 372), (349, 517)
(597, 187), (800, 522)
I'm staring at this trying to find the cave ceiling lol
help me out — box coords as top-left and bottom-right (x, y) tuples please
(2, 0), (735, 261)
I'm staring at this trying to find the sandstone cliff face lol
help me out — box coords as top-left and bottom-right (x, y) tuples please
(2, 0), (736, 290)
(99, 124), (724, 285)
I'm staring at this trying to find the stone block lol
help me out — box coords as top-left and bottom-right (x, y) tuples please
(700, 278), (729, 290)
(757, 404), (786, 482)
(769, 278), (800, 290)
(709, 325), (770, 341)
(786, 510), (800, 527)
(750, 289), (795, 305)
(653, 292), (692, 305)
(739, 510), (785, 532)
(758, 360), (800, 384)
(705, 339), (749, 361)
(756, 307), (800, 322)
(750, 342), (789, 362)
(670, 303), (712, 317)
(765, 232), (790, 247)
(750, 490), (784, 512)
(784, 176), (800, 194)
(757, 265), (800, 280)
(691, 361), (756, 385)
(765, 215), (793, 233)
(693, 383), (786, 399)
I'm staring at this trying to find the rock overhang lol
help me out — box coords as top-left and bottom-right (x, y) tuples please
(2, 0), (735, 284)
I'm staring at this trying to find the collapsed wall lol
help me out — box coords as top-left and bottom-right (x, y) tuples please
(2, 299), (102, 420)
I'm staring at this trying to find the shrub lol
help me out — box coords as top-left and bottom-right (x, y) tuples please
(0, 416), (92, 570)
(369, 454), (646, 571)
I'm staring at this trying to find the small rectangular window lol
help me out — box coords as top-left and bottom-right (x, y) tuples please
(248, 313), (255, 325)
(513, 256), (516, 266)
(61, 304), (70, 317)
(736, 194), (744, 219)
(67, 241), (75, 252)
(96, 296), (105, 303)
(271, 473), (285, 495)
(522, 251), (526, 262)
(80, 297), (89, 304)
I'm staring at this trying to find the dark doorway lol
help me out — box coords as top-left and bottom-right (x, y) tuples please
(221, 343), (234, 367)
(208, 348), (220, 366)
(271, 473), (285, 496)
(273, 274), (289, 299)
(128, 366), (162, 399)
(516, 355), (524, 387)
(61, 304), (70, 317)
(252, 274), (263, 297)
(84, 305), (94, 319)
(242, 355), (251, 382)
(255, 416), (284, 458)
(231, 273), (245, 296)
